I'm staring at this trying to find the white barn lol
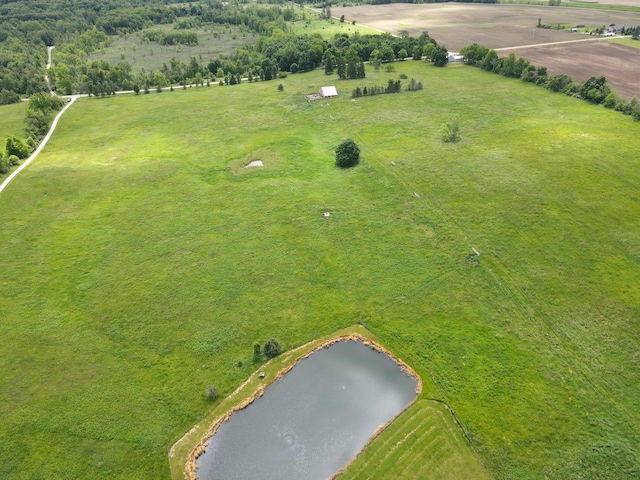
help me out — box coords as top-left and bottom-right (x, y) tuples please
(319, 86), (338, 98)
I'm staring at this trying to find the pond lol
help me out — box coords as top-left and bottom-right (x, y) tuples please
(195, 338), (419, 480)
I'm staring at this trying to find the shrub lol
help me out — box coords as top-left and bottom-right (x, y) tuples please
(206, 385), (218, 400)
(6, 135), (31, 159)
(277, 83), (284, 91)
(8, 155), (20, 166)
(253, 343), (262, 362)
(0, 90), (20, 105)
(443, 117), (461, 143)
(263, 338), (282, 358)
(0, 155), (11, 174)
(335, 139), (360, 168)
(603, 92), (617, 109)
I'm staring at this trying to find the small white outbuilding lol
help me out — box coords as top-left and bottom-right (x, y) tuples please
(319, 86), (338, 98)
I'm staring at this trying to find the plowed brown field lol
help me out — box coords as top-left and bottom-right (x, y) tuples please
(331, 4), (640, 99)
(500, 40), (640, 100)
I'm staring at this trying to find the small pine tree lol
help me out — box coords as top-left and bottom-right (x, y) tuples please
(443, 117), (461, 143)
(206, 385), (218, 400)
(253, 343), (262, 362)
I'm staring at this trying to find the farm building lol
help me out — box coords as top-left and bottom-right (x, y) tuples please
(448, 53), (465, 63)
(319, 86), (338, 98)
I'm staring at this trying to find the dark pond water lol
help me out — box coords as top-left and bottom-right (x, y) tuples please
(196, 339), (418, 480)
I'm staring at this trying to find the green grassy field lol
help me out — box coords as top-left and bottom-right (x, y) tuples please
(0, 101), (27, 151)
(611, 37), (640, 49)
(340, 400), (491, 480)
(1, 61), (639, 479)
(292, 8), (381, 37)
(87, 24), (256, 73)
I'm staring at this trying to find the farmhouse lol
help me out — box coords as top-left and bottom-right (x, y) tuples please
(319, 86), (338, 98)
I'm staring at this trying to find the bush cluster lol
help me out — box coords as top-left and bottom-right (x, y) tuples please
(252, 338), (283, 362)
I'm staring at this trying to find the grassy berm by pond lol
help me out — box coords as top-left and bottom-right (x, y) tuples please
(0, 61), (639, 479)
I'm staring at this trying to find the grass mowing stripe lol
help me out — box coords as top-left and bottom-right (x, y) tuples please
(339, 400), (491, 480)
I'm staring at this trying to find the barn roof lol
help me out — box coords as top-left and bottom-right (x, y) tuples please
(319, 86), (338, 97)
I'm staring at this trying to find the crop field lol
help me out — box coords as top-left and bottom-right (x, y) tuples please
(88, 24), (256, 73)
(330, 4), (640, 50)
(499, 39), (640, 99)
(331, 3), (640, 103)
(1, 62), (639, 480)
(565, 0), (640, 8)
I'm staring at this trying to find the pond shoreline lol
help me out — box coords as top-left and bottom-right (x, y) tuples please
(184, 332), (422, 480)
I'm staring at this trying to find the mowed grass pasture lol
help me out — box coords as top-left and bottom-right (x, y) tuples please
(1, 62), (639, 479)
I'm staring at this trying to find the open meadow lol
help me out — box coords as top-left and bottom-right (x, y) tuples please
(0, 102), (28, 153)
(88, 24), (257, 74)
(1, 62), (639, 479)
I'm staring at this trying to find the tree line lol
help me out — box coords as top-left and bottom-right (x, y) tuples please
(47, 16), (441, 95)
(459, 43), (640, 121)
(351, 77), (423, 98)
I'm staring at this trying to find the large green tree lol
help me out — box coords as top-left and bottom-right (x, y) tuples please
(335, 139), (360, 168)
(430, 45), (449, 67)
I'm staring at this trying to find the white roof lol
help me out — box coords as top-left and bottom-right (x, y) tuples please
(319, 86), (338, 97)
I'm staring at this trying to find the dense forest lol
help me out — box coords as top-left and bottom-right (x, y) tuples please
(0, 0), (179, 97)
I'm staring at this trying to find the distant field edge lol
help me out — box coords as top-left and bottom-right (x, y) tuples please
(169, 324), (482, 480)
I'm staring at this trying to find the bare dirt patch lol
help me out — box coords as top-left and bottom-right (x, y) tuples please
(567, 0), (640, 6)
(332, 4), (640, 51)
(500, 40), (640, 100)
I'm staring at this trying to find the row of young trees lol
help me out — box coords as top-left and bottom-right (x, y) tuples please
(351, 77), (423, 98)
(459, 43), (640, 120)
